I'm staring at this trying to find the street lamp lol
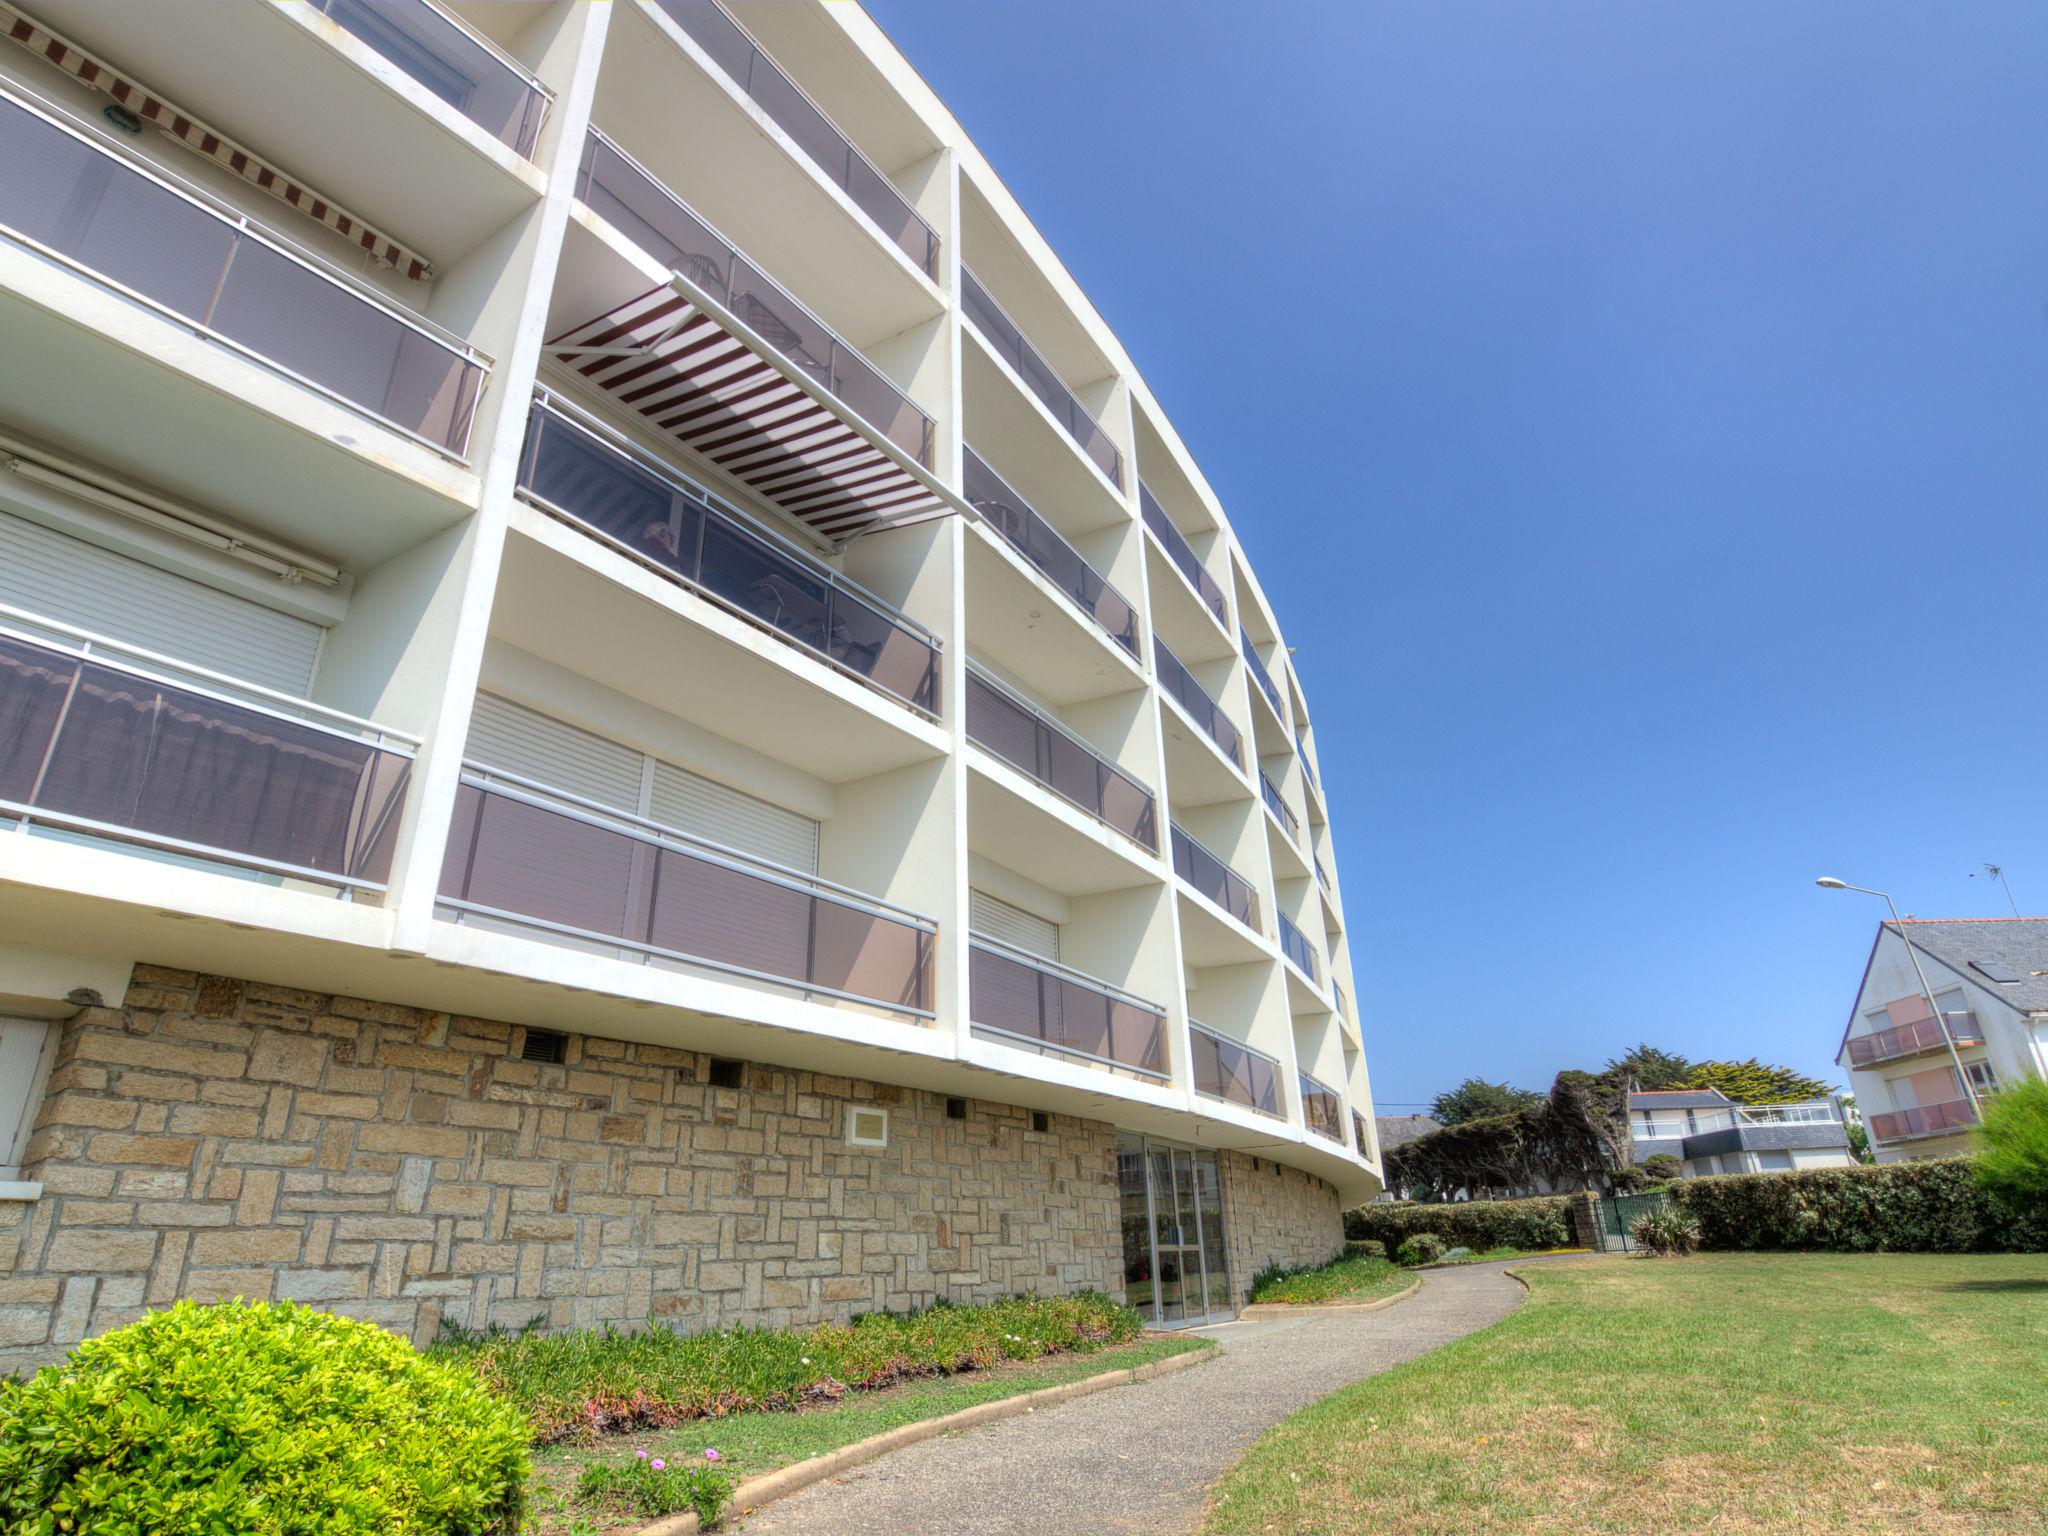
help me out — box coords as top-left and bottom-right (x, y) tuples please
(1815, 877), (1981, 1112)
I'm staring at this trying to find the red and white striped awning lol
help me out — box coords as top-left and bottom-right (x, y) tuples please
(546, 286), (948, 546)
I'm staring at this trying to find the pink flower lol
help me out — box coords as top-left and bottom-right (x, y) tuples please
(635, 1450), (649, 1461)
(650, 1458), (666, 1471)
(704, 1448), (722, 1462)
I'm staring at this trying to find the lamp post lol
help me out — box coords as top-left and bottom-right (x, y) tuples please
(1816, 877), (1982, 1114)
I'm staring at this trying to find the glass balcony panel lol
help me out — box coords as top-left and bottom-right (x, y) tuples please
(1259, 770), (1300, 843)
(1139, 483), (1227, 627)
(1153, 638), (1243, 768)
(1300, 1073), (1344, 1142)
(2, 632), (410, 887)
(963, 449), (1136, 655)
(961, 267), (1120, 482)
(1170, 825), (1258, 930)
(1278, 912), (1319, 984)
(1353, 1110), (1370, 1155)
(1868, 1099), (1978, 1142)
(1846, 1012), (1986, 1067)
(1242, 628), (1282, 717)
(1190, 1023), (1280, 1116)
(969, 938), (1164, 1076)
(441, 773), (934, 1013)
(964, 667), (1156, 850)
(654, 0), (938, 275)
(0, 94), (485, 454)
(312, 0), (550, 156)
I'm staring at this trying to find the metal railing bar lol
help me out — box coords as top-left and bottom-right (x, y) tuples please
(970, 1022), (1171, 1081)
(3, 803), (386, 893)
(965, 661), (1153, 798)
(1188, 1018), (1282, 1071)
(967, 930), (1165, 1013)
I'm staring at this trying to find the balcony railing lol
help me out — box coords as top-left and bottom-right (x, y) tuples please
(1139, 483), (1228, 628)
(1242, 629), (1283, 718)
(960, 266), (1121, 484)
(963, 448), (1137, 655)
(576, 129), (934, 470)
(1352, 1109), (1371, 1157)
(1300, 1072), (1344, 1143)
(0, 606), (414, 892)
(1295, 733), (1319, 795)
(1316, 857), (1334, 895)
(654, 0), (938, 277)
(1868, 1099), (1978, 1144)
(1154, 638), (1243, 769)
(1334, 981), (1349, 1021)
(969, 933), (1166, 1077)
(1190, 1022), (1280, 1117)
(1259, 769), (1300, 844)
(309, 0), (552, 158)
(1278, 912), (1320, 984)
(1171, 824), (1259, 931)
(0, 86), (488, 456)
(439, 763), (936, 1016)
(516, 394), (939, 715)
(966, 665), (1155, 850)
(1847, 1012), (1985, 1068)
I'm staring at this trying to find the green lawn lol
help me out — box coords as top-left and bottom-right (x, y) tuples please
(1204, 1253), (2048, 1536)
(529, 1334), (1209, 1533)
(1249, 1253), (1414, 1305)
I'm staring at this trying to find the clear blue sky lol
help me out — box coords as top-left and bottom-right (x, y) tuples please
(864, 0), (2048, 1110)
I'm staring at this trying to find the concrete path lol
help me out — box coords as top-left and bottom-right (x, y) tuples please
(736, 1261), (1531, 1536)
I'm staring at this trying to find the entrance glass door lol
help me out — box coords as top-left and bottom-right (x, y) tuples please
(1116, 1132), (1233, 1327)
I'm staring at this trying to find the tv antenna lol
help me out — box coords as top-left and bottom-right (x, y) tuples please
(1969, 863), (2021, 918)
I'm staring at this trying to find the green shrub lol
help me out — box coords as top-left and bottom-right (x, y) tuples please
(1672, 1158), (2048, 1253)
(1348, 1195), (1574, 1252)
(0, 1299), (528, 1536)
(577, 1445), (735, 1528)
(1629, 1207), (1702, 1257)
(1641, 1153), (1683, 1182)
(1396, 1233), (1446, 1266)
(1977, 1078), (2048, 1217)
(1345, 1238), (1387, 1260)
(435, 1291), (1141, 1443)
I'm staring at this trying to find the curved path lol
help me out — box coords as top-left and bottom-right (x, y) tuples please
(737, 1261), (1531, 1536)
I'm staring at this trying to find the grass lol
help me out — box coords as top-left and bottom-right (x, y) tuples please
(1249, 1252), (1413, 1305)
(1423, 1245), (1586, 1267)
(1203, 1252), (2048, 1536)
(526, 1334), (1209, 1533)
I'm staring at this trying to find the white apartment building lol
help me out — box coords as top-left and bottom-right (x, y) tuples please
(0, 0), (1375, 1364)
(1836, 918), (2048, 1162)
(1627, 1089), (1854, 1179)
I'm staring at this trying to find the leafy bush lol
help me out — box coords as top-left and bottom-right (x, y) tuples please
(1345, 1238), (1387, 1260)
(1396, 1233), (1446, 1266)
(1249, 1253), (1404, 1304)
(1977, 1077), (2048, 1216)
(1641, 1153), (1683, 1182)
(577, 1446), (735, 1528)
(0, 1299), (528, 1536)
(1440, 1245), (1474, 1262)
(1629, 1207), (1702, 1257)
(1673, 1158), (2048, 1253)
(436, 1291), (1141, 1443)
(1348, 1195), (1574, 1252)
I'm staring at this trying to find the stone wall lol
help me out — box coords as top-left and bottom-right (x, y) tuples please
(0, 966), (1122, 1371)
(1219, 1149), (1344, 1293)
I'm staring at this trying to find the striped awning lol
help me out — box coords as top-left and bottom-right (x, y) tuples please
(546, 286), (948, 547)
(0, 1), (432, 279)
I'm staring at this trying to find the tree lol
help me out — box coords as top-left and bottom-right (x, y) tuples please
(1840, 1095), (1875, 1164)
(1390, 1067), (1637, 1201)
(1975, 1077), (2048, 1216)
(1641, 1153), (1682, 1182)
(1677, 1058), (1834, 1106)
(1605, 1042), (1693, 1091)
(1430, 1077), (1544, 1126)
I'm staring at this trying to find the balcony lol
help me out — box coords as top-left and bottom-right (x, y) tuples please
(1316, 857), (1335, 896)
(1278, 911), (1320, 985)
(1333, 980), (1350, 1024)
(1190, 1022), (1280, 1117)
(966, 665), (1155, 851)
(309, 0), (552, 159)
(1295, 733), (1319, 798)
(968, 934), (1166, 1078)
(1259, 769), (1301, 844)
(1242, 629), (1284, 720)
(1352, 1109), (1371, 1157)
(1140, 483), (1227, 630)
(1867, 1099), (1978, 1144)
(1300, 1072), (1344, 1143)
(515, 393), (940, 716)
(438, 763), (936, 1017)
(561, 128), (940, 543)
(1171, 824), (1259, 932)
(964, 448), (1137, 657)
(652, 0), (937, 277)
(0, 85), (488, 457)
(1847, 1012), (1985, 1068)
(0, 607), (414, 894)
(1155, 638), (1243, 770)
(961, 265), (1120, 485)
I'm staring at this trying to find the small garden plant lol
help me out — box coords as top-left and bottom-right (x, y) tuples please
(1249, 1251), (1407, 1305)
(1629, 1206), (1702, 1256)
(1396, 1232), (1447, 1266)
(576, 1446), (735, 1528)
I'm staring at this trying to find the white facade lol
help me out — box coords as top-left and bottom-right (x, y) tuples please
(1627, 1092), (1854, 1179)
(1836, 923), (2048, 1164)
(0, 0), (1377, 1204)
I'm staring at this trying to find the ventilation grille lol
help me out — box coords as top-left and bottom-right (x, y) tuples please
(707, 1058), (743, 1089)
(521, 1029), (567, 1064)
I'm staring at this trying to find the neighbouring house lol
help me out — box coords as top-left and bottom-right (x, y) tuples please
(1628, 1089), (1855, 1178)
(1835, 918), (2048, 1162)
(0, 0), (1376, 1369)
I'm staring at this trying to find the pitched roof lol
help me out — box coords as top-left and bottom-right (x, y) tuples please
(1373, 1114), (1440, 1150)
(1627, 1090), (1732, 1110)
(1894, 918), (2048, 1013)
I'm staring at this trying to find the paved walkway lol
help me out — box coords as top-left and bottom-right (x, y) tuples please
(737, 1261), (1531, 1536)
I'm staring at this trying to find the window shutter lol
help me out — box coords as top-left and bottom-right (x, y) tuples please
(466, 694), (644, 812)
(0, 1018), (59, 1178)
(648, 761), (818, 873)
(969, 889), (1059, 961)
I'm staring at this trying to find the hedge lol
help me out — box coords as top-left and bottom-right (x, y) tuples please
(1672, 1157), (2048, 1253)
(1346, 1195), (1573, 1252)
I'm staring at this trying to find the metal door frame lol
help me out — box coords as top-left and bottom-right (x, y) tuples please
(1125, 1133), (1233, 1328)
